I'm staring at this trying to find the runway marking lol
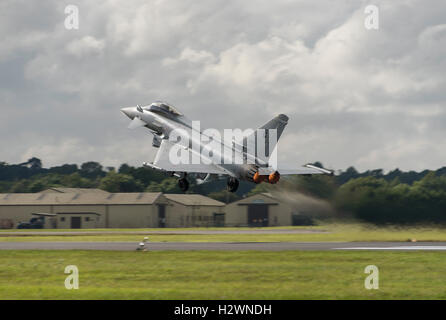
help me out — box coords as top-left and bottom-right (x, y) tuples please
(334, 246), (446, 250)
(2, 242), (446, 251)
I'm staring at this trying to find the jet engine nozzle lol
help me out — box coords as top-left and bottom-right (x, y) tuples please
(253, 172), (267, 184)
(268, 171), (280, 184)
(252, 171), (281, 184)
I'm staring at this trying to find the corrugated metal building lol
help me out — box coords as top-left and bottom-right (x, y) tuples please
(0, 188), (226, 229)
(0, 190), (167, 228)
(0, 189), (298, 229)
(225, 193), (296, 227)
(39, 187), (109, 194)
(164, 194), (225, 227)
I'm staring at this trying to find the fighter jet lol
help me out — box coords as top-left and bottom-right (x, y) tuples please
(121, 101), (332, 192)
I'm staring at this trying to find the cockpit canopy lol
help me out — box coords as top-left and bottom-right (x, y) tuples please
(144, 101), (182, 116)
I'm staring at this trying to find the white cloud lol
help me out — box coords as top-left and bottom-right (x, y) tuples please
(1, 0), (446, 172)
(65, 36), (106, 57)
(163, 47), (215, 66)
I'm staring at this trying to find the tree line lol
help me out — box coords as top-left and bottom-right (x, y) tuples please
(1, 158), (446, 224)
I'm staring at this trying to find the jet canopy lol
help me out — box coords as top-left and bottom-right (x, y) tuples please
(145, 101), (182, 116)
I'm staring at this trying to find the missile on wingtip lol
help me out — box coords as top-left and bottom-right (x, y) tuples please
(304, 164), (334, 175)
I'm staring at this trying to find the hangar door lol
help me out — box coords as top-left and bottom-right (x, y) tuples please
(247, 204), (269, 227)
(158, 205), (166, 228)
(71, 217), (81, 229)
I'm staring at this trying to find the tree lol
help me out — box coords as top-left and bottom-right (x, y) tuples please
(334, 176), (390, 222)
(28, 181), (46, 193)
(337, 166), (359, 184)
(10, 180), (31, 193)
(27, 157), (42, 170)
(61, 173), (95, 188)
(145, 178), (181, 193)
(118, 164), (166, 188)
(0, 181), (12, 193)
(99, 172), (144, 192)
(247, 183), (273, 196)
(118, 164), (132, 174)
(80, 162), (105, 179)
(281, 175), (337, 199)
(48, 164), (78, 175)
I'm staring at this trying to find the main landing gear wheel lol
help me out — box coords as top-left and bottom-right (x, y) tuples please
(227, 177), (239, 193)
(178, 178), (189, 192)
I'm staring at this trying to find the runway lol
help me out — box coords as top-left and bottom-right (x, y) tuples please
(1, 241), (446, 251)
(0, 229), (328, 236)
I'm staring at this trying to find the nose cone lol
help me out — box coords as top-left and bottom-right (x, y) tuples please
(121, 107), (135, 119)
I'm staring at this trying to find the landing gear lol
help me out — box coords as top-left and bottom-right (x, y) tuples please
(178, 178), (189, 192)
(227, 177), (239, 193)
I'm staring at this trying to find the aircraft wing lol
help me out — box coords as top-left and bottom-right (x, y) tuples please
(149, 139), (228, 175)
(258, 164), (333, 176)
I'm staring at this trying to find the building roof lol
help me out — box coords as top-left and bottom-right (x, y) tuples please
(104, 193), (165, 205)
(228, 193), (279, 205)
(164, 194), (225, 206)
(0, 192), (164, 205)
(40, 188), (109, 194)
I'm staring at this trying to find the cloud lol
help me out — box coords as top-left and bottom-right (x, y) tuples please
(163, 47), (215, 66)
(1, 0), (445, 173)
(65, 36), (106, 57)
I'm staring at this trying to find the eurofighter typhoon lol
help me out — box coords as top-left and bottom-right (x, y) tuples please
(121, 101), (332, 192)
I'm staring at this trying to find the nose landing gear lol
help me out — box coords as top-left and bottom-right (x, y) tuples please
(178, 177), (189, 192)
(227, 177), (239, 193)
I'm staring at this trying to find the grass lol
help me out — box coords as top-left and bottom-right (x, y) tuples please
(1, 223), (446, 242)
(0, 226), (321, 232)
(1, 250), (446, 299)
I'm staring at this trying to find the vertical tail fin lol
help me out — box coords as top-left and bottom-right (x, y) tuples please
(244, 114), (289, 164)
(259, 114), (289, 140)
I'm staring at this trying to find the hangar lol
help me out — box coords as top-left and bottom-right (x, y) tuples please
(39, 187), (109, 194)
(0, 188), (226, 229)
(225, 193), (297, 227)
(164, 194), (225, 227)
(0, 189), (300, 229)
(0, 190), (169, 229)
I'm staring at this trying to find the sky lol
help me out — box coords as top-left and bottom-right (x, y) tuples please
(1, 0), (445, 173)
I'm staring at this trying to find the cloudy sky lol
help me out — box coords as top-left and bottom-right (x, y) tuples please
(1, 0), (445, 172)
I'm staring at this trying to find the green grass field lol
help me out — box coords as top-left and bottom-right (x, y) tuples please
(2, 224), (446, 300)
(1, 223), (446, 242)
(0, 226), (320, 232)
(1, 250), (445, 299)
